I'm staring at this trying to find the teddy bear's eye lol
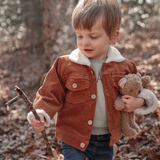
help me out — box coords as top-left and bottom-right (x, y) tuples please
(139, 90), (141, 93)
(131, 90), (133, 92)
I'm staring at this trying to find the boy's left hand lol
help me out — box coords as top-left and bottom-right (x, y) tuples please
(121, 95), (144, 112)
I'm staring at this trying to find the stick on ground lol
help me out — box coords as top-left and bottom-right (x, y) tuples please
(5, 85), (54, 157)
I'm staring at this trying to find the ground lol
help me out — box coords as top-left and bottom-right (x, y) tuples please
(0, 28), (160, 160)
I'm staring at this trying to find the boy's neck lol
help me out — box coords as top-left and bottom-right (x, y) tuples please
(89, 58), (106, 63)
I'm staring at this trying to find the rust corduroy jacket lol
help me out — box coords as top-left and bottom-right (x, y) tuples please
(27, 46), (157, 151)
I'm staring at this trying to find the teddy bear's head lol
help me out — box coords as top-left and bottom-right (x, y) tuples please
(118, 73), (151, 97)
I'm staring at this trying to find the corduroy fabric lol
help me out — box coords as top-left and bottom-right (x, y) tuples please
(32, 54), (137, 151)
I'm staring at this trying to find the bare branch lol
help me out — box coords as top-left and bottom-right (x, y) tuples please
(5, 95), (20, 111)
(5, 85), (54, 157)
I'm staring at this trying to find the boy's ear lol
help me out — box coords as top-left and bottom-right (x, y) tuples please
(109, 30), (119, 44)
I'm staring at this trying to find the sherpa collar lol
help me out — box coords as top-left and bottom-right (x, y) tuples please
(69, 46), (125, 66)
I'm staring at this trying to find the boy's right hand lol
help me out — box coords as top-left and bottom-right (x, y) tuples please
(30, 113), (45, 131)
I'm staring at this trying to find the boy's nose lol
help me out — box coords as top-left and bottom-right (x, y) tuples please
(82, 39), (90, 46)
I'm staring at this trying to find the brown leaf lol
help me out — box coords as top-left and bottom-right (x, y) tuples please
(23, 144), (36, 154)
(145, 148), (160, 159)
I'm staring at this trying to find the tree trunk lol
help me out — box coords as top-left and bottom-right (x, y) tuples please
(42, 0), (76, 71)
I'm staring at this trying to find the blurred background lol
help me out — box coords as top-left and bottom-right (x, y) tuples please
(0, 0), (160, 159)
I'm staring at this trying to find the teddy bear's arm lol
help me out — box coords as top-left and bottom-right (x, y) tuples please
(114, 95), (125, 111)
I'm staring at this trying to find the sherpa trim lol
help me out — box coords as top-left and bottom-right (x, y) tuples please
(27, 109), (51, 127)
(135, 88), (158, 115)
(69, 46), (125, 66)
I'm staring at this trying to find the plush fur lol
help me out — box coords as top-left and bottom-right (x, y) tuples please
(114, 73), (151, 138)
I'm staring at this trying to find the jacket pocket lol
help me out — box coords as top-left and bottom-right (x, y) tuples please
(65, 77), (90, 104)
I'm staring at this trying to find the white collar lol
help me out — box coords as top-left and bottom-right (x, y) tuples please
(69, 46), (125, 66)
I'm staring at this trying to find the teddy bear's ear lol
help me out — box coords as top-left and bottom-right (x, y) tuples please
(141, 75), (151, 88)
(118, 78), (127, 88)
(136, 72), (141, 78)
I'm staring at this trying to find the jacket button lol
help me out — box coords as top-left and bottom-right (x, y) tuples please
(91, 70), (94, 74)
(80, 143), (85, 148)
(91, 94), (96, 99)
(72, 83), (77, 88)
(88, 120), (93, 125)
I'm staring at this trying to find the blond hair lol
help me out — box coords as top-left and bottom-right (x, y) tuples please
(72, 0), (121, 39)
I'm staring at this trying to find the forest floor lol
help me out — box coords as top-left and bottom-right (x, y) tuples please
(0, 28), (160, 160)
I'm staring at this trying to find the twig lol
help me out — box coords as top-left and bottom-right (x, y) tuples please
(5, 85), (54, 157)
(5, 95), (20, 111)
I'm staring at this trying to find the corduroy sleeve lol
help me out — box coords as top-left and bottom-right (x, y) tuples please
(27, 57), (66, 126)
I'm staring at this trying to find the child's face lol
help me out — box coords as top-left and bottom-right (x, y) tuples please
(75, 17), (117, 60)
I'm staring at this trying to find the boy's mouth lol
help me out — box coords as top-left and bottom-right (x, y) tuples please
(84, 49), (93, 53)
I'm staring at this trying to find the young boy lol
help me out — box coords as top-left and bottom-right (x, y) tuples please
(27, 0), (158, 159)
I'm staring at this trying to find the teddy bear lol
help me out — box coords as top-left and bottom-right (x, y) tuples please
(114, 73), (151, 138)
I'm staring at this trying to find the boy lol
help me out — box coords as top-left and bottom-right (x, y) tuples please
(27, 0), (157, 159)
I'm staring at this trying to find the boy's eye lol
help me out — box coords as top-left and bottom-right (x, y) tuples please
(91, 36), (97, 39)
(77, 36), (83, 39)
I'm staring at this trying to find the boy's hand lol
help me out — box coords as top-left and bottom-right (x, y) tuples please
(121, 95), (144, 112)
(30, 113), (45, 131)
